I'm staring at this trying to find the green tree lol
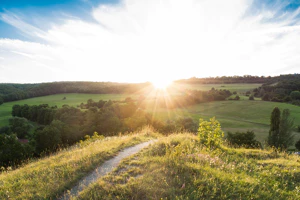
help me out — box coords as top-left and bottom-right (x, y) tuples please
(198, 117), (224, 149)
(278, 109), (294, 149)
(34, 124), (62, 153)
(290, 91), (300, 100)
(8, 117), (32, 139)
(0, 96), (3, 105)
(295, 139), (300, 151)
(268, 107), (281, 148)
(267, 108), (294, 150)
(0, 134), (33, 167)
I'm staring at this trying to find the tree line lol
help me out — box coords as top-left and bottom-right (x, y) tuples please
(253, 74), (300, 105)
(0, 82), (152, 103)
(176, 75), (273, 84)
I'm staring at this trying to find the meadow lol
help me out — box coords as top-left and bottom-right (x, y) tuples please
(76, 134), (300, 200)
(148, 100), (300, 144)
(0, 93), (135, 127)
(0, 131), (157, 199)
(1, 83), (300, 145)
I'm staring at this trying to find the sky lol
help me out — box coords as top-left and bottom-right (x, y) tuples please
(0, 0), (300, 83)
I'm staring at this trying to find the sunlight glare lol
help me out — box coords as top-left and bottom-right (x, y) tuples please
(151, 79), (172, 89)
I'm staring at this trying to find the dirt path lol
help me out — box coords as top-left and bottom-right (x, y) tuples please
(57, 140), (155, 200)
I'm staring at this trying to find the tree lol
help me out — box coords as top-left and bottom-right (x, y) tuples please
(267, 107), (294, 150)
(34, 124), (62, 153)
(278, 109), (294, 149)
(8, 117), (32, 139)
(295, 139), (300, 151)
(0, 134), (33, 167)
(198, 117), (224, 149)
(268, 107), (281, 148)
(262, 93), (269, 101)
(290, 91), (300, 100)
(0, 96), (3, 105)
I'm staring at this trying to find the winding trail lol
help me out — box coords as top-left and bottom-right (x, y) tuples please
(57, 140), (155, 200)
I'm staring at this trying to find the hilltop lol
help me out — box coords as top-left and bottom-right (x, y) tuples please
(0, 131), (299, 199)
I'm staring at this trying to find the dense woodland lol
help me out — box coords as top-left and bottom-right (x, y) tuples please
(252, 74), (300, 105)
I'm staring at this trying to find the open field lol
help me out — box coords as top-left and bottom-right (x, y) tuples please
(0, 93), (135, 127)
(147, 100), (300, 145)
(171, 83), (262, 93)
(77, 134), (300, 199)
(1, 83), (299, 146)
(0, 83), (261, 127)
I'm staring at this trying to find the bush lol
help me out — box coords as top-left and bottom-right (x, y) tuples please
(198, 117), (224, 149)
(227, 131), (261, 148)
(262, 93), (269, 101)
(249, 95), (254, 100)
(290, 91), (300, 100)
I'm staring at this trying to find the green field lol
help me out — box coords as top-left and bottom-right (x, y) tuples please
(171, 83), (262, 93)
(148, 100), (300, 144)
(1, 83), (299, 146)
(0, 93), (135, 127)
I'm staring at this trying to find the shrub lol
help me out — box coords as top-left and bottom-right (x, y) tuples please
(198, 117), (224, 149)
(290, 91), (300, 100)
(249, 95), (254, 100)
(227, 131), (261, 148)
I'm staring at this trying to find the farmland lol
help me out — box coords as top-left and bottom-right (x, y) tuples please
(1, 83), (300, 145)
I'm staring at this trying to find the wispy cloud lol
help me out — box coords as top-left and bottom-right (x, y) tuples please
(0, 0), (300, 83)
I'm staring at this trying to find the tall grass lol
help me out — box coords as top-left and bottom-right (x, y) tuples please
(0, 129), (158, 199)
(77, 133), (300, 200)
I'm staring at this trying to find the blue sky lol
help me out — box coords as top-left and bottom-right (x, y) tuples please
(0, 0), (300, 83)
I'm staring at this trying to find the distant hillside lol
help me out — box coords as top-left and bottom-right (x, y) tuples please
(176, 75), (273, 84)
(176, 74), (300, 84)
(0, 82), (152, 103)
(252, 74), (300, 105)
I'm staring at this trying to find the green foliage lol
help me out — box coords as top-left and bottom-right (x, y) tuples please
(249, 95), (254, 100)
(290, 91), (300, 100)
(175, 117), (197, 133)
(0, 96), (3, 105)
(268, 107), (281, 148)
(34, 122), (63, 153)
(268, 107), (294, 150)
(262, 93), (270, 101)
(278, 109), (294, 149)
(0, 134), (33, 167)
(295, 139), (300, 151)
(227, 131), (261, 148)
(198, 117), (224, 149)
(8, 117), (32, 139)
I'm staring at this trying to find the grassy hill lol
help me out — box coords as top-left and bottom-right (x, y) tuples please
(1, 132), (299, 199)
(77, 134), (300, 200)
(0, 131), (157, 199)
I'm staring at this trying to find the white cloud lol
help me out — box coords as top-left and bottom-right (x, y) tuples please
(0, 0), (300, 83)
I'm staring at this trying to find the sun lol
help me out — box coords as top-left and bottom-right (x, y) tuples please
(151, 79), (173, 89)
